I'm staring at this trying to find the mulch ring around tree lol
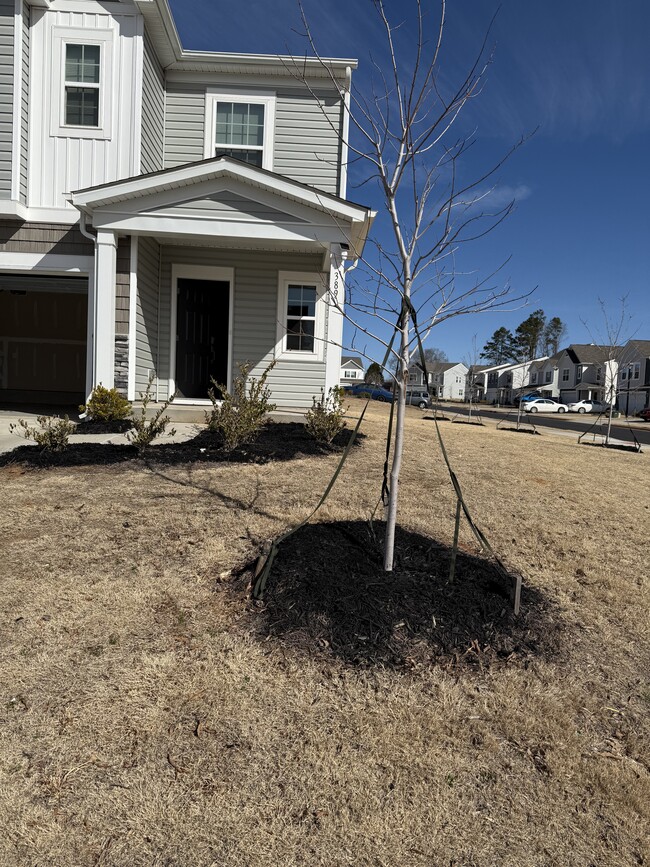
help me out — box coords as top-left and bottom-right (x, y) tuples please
(233, 521), (563, 672)
(0, 422), (361, 469)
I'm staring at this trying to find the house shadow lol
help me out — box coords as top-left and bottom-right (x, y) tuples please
(239, 521), (561, 671)
(0, 422), (363, 469)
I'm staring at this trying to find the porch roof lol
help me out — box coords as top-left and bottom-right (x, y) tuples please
(70, 157), (375, 260)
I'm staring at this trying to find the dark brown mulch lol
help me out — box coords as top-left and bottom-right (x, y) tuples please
(76, 419), (132, 434)
(236, 521), (562, 672)
(0, 422), (362, 469)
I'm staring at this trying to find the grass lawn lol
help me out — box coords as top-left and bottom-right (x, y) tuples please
(1, 403), (648, 866)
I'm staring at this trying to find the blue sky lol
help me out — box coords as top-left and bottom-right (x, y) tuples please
(169, 0), (649, 364)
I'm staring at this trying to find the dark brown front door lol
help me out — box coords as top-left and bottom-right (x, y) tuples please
(175, 278), (230, 399)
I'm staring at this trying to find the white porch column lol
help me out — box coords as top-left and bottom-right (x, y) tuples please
(324, 243), (347, 395)
(94, 229), (117, 389)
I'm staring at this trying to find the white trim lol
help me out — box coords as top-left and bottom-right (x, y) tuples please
(50, 27), (114, 141)
(127, 236), (138, 401)
(47, 0), (137, 13)
(275, 270), (327, 363)
(169, 264), (234, 401)
(131, 21), (144, 176)
(0, 252), (93, 273)
(94, 228), (117, 388)
(339, 66), (351, 199)
(11, 0), (23, 202)
(204, 89), (276, 172)
(19, 207), (78, 223)
(0, 200), (29, 219)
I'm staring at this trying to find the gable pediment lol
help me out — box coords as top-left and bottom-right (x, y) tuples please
(142, 189), (308, 224)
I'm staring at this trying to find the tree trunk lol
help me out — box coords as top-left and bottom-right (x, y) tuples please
(383, 328), (409, 571)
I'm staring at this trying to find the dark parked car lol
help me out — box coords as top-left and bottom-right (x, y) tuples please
(637, 407), (650, 422)
(344, 384), (393, 402)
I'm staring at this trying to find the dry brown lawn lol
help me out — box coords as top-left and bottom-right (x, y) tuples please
(0, 403), (648, 867)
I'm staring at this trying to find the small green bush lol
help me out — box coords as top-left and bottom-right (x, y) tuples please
(127, 373), (176, 456)
(80, 385), (131, 421)
(206, 360), (276, 451)
(305, 387), (347, 445)
(9, 415), (76, 453)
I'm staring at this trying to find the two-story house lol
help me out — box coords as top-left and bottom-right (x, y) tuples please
(408, 361), (468, 401)
(617, 339), (650, 415)
(339, 355), (364, 387)
(482, 358), (547, 404)
(0, 0), (374, 409)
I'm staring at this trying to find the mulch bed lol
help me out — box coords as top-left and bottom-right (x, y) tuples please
(235, 521), (563, 672)
(0, 422), (361, 469)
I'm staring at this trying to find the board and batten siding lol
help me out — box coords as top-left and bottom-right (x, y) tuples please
(156, 246), (327, 408)
(134, 235), (161, 396)
(28, 7), (141, 210)
(163, 80), (343, 193)
(20, 1), (29, 203)
(0, 0), (14, 199)
(141, 26), (164, 175)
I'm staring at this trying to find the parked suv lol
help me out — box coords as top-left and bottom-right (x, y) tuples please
(406, 389), (431, 409)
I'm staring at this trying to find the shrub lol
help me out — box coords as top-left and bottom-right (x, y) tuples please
(9, 415), (75, 453)
(80, 385), (131, 421)
(206, 360), (276, 451)
(127, 373), (176, 456)
(305, 387), (347, 445)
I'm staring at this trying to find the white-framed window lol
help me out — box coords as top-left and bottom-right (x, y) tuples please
(344, 369), (359, 379)
(545, 370), (552, 383)
(276, 272), (326, 360)
(51, 28), (113, 140)
(632, 362), (640, 380)
(576, 366), (583, 382)
(205, 91), (276, 170)
(531, 372), (538, 384)
(562, 368), (569, 382)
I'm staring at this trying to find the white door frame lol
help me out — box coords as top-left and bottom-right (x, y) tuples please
(169, 264), (234, 403)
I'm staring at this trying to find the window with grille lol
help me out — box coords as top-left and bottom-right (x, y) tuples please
(64, 44), (100, 127)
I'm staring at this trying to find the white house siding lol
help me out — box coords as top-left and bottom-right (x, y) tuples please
(141, 26), (164, 175)
(156, 246), (326, 408)
(0, 0), (13, 199)
(163, 78), (342, 194)
(134, 235), (161, 396)
(28, 6), (142, 210)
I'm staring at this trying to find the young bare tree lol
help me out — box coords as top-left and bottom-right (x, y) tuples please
(292, 0), (531, 570)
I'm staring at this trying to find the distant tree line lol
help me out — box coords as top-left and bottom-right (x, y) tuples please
(480, 310), (567, 365)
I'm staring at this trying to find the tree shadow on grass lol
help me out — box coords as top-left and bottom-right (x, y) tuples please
(238, 521), (562, 671)
(0, 422), (363, 470)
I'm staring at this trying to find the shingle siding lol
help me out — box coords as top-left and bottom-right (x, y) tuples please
(0, 221), (93, 255)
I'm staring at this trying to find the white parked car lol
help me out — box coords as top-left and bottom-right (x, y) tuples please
(522, 398), (568, 414)
(567, 399), (609, 414)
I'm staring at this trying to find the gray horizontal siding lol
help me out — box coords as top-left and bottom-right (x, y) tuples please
(0, 221), (93, 255)
(275, 90), (342, 194)
(164, 83), (205, 169)
(172, 191), (307, 223)
(141, 26), (165, 175)
(135, 236), (160, 396)
(0, 0), (14, 199)
(20, 1), (28, 203)
(162, 82), (342, 194)
(158, 246), (326, 408)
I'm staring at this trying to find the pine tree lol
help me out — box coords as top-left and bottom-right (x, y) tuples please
(364, 362), (384, 385)
(513, 309), (546, 360)
(542, 317), (566, 356)
(480, 327), (517, 364)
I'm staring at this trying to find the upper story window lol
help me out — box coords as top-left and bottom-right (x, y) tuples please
(576, 366), (583, 382)
(206, 92), (276, 170)
(64, 44), (100, 127)
(562, 368), (569, 382)
(276, 272), (325, 360)
(531, 372), (538, 384)
(545, 370), (552, 383)
(51, 28), (113, 140)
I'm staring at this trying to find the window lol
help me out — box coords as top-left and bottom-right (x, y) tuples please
(531, 372), (538, 384)
(562, 368), (569, 382)
(621, 369), (627, 381)
(545, 371), (552, 383)
(596, 366), (601, 382)
(277, 272), (325, 359)
(51, 28), (113, 139)
(64, 44), (100, 126)
(344, 370), (359, 379)
(206, 92), (275, 170)
(633, 363), (640, 380)
(576, 366), (582, 382)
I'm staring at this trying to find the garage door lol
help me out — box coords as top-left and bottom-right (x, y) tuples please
(0, 274), (88, 405)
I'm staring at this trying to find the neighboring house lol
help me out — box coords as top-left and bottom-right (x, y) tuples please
(408, 361), (468, 400)
(527, 345), (620, 405)
(339, 355), (364, 386)
(481, 358), (547, 404)
(0, 0), (374, 409)
(617, 339), (650, 415)
(465, 364), (489, 401)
